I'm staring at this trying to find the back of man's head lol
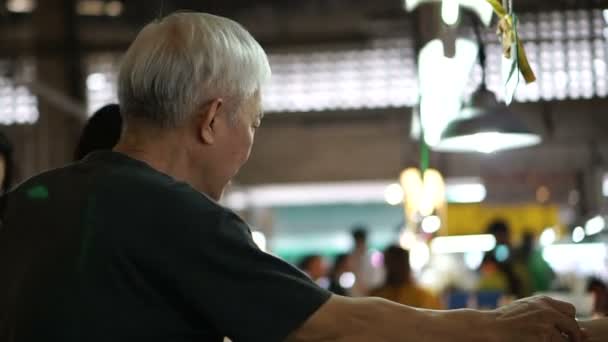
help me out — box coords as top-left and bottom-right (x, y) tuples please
(118, 12), (271, 128)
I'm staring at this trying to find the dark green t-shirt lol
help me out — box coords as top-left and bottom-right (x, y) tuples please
(0, 151), (330, 342)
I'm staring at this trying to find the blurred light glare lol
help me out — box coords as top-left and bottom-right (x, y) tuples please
(603, 9), (608, 24)
(409, 241), (430, 272)
(419, 39), (478, 146)
(399, 230), (417, 250)
(430, 234), (496, 254)
(539, 227), (557, 247)
(464, 251), (484, 270)
(384, 183), (404, 206)
(6, 0), (36, 13)
(223, 191), (247, 211)
(86, 73), (106, 91)
(585, 216), (606, 236)
(421, 215), (441, 233)
(371, 250), (384, 268)
(339, 272), (356, 289)
(317, 277), (330, 289)
(441, 0), (459, 25)
(536, 186), (551, 203)
(77, 0), (104, 15)
(105, 0), (123, 16)
(572, 226), (585, 243)
(594, 58), (606, 76)
(603, 173), (608, 197)
(494, 244), (510, 262)
(251, 231), (267, 252)
(542, 243), (607, 275)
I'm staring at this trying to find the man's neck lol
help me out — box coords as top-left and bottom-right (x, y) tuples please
(113, 129), (224, 201)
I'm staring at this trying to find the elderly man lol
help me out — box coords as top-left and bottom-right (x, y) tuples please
(0, 12), (589, 342)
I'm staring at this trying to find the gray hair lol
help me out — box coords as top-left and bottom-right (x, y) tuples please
(118, 12), (271, 127)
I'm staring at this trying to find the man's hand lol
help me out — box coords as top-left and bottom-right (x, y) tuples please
(491, 296), (584, 342)
(579, 318), (608, 342)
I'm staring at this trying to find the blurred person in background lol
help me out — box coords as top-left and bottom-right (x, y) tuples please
(328, 253), (353, 296)
(0, 131), (14, 195)
(486, 219), (524, 298)
(514, 231), (554, 295)
(74, 104), (122, 160)
(0, 12), (588, 342)
(370, 245), (442, 309)
(588, 277), (608, 317)
(298, 254), (327, 285)
(349, 225), (383, 296)
(478, 253), (509, 293)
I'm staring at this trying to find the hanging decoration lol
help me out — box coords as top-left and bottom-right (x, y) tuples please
(486, 0), (536, 105)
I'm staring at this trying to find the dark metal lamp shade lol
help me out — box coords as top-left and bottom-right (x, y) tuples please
(435, 89), (542, 153)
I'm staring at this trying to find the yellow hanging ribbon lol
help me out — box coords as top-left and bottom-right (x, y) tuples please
(486, 0), (536, 84)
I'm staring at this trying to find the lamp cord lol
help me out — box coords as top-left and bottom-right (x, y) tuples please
(470, 13), (487, 89)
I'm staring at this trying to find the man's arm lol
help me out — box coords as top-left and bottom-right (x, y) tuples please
(288, 295), (584, 342)
(580, 318), (608, 342)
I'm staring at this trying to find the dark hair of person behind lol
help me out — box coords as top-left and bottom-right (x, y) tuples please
(0, 131), (14, 193)
(330, 253), (349, 277)
(487, 219), (509, 236)
(297, 255), (321, 272)
(74, 104), (122, 161)
(351, 226), (368, 242)
(383, 245), (411, 287)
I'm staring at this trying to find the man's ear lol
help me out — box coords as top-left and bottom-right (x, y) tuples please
(199, 98), (223, 144)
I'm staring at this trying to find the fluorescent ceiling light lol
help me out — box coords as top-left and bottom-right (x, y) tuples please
(445, 178), (486, 203)
(430, 234), (496, 254)
(227, 181), (392, 207)
(224, 180), (487, 208)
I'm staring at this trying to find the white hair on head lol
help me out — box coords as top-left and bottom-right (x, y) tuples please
(118, 12), (271, 127)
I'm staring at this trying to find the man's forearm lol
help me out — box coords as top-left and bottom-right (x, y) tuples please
(342, 297), (494, 342)
(289, 295), (581, 342)
(288, 296), (494, 342)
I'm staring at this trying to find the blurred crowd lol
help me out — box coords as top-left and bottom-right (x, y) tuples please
(296, 221), (608, 317)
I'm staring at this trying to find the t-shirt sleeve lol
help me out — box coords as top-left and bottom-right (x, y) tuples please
(142, 207), (331, 342)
